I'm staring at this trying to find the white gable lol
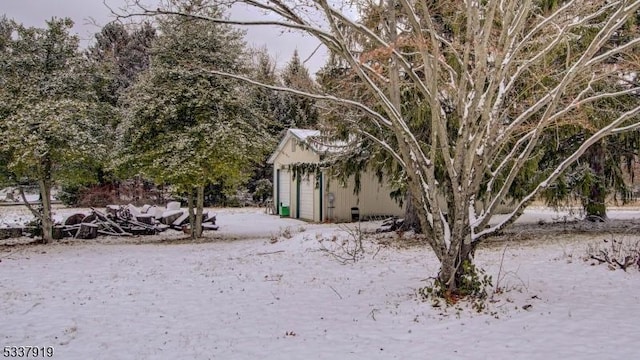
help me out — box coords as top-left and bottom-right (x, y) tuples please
(267, 129), (320, 164)
(267, 129), (358, 164)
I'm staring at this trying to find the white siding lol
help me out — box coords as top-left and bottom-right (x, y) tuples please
(324, 170), (403, 222)
(359, 171), (403, 218)
(324, 176), (358, 222)
(275, 138), (320, 166)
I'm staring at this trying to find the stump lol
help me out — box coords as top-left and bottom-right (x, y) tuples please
(202, 223), (219, 231)
(77, 223), (98, 239)
(149, 206), (164, 220)
(52, 226), (65, 240)
(127, 204), (142, 218)
(167, 201), (181, 211)
(82, 214), (97, 223)
(204, 213), (217, 224)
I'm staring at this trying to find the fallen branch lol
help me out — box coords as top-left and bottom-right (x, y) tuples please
(613, 256), (636, 271)
(255, 250), (285, 256)
(328, 285), (343, 300)
(91, 208), (130, 234)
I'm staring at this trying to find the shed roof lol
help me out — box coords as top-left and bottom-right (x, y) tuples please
(267, 128), (357, 164)
(289, 129), (320, 140)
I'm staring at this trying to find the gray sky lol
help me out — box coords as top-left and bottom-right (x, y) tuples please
(1, 0), (327, 74)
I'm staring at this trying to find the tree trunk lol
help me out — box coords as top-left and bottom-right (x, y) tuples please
(39, 181), (54, 243)
(584, 141), (607, 221)
(187, 189), (196, 240)
(38, 157), (54, 244)
(0, 227), (23, 239)
(195, 185), (204, 238)
(437, 238), (476, 296)
(401, 193), (422, 233)
(13, 157), (54, 243)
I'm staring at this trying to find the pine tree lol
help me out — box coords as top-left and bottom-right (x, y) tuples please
(515, 3), (640, 220)
(88, 22), (156, 107)
(245, 48), (281, 201)
(118, 0), (267, 238)
(276, 50), (319, 130)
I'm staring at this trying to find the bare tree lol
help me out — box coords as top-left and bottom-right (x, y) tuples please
(122, 0), (640, 295)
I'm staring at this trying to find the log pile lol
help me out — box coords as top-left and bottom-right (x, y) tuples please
(51, 203), (218, 240)
(375, 217), (404, 233)
(0, 227), (24, 240)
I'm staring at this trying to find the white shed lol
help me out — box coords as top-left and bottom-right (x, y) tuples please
(267, 129), (404, 222)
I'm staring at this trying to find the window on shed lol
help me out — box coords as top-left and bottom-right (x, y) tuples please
(291, 140), (297, 152)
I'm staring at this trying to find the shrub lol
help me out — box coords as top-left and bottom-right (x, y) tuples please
(586, 237), (640, 271)
(419, 260), (493, 310)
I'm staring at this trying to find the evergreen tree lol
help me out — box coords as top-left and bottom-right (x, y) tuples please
(276, 50), (319, 130)
(118, 0), (267, 238)
(88, 21), (156, 107)
(250, 47), (280, 132)
(540, 7), (640, 220)
(504, 2), (640, 220)
(0, 17), (106, 242)
(53, 21), (159, 205)
(245, 48), (281, 201)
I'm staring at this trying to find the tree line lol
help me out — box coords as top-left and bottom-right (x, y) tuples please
(0, 2), (318, 242)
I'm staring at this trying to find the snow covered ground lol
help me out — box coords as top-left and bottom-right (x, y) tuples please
(1, 207), (640, 359)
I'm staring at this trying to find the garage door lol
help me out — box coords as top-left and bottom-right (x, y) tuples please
(278, 170), (291, 214)
(299, 175), (314, 220)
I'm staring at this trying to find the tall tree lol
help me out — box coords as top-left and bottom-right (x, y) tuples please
(538, 7), (640, 220)
(540, 93), (640, 220)
(249, 48), (280, 131)
(276, 50), (320, 129)
(118, 0), (266, 238)
(0, 17), (106, 242)
(131, 0), (640, 296)
(52, 21), (159, 205)
(88, 21), (156, 107)
(245, 48), (282, 200)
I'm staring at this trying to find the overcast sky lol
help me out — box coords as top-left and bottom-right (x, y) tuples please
(1, 0), (327, 74)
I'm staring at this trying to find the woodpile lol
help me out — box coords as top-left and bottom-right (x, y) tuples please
(0, 227), (23, 240)
(51, 203), (218, 240)
(375, 217), (404, 233)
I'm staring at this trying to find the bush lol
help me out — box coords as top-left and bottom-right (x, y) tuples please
(25, 218), (42, 238)
(57, 187), (77, 206)
(586, 237), (640, 271)
(77, 186), (118, 207)
(253, 179), (272, 204)
(419, 260), (492, 311)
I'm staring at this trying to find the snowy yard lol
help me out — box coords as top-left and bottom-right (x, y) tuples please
(1, 207), (640, 359)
